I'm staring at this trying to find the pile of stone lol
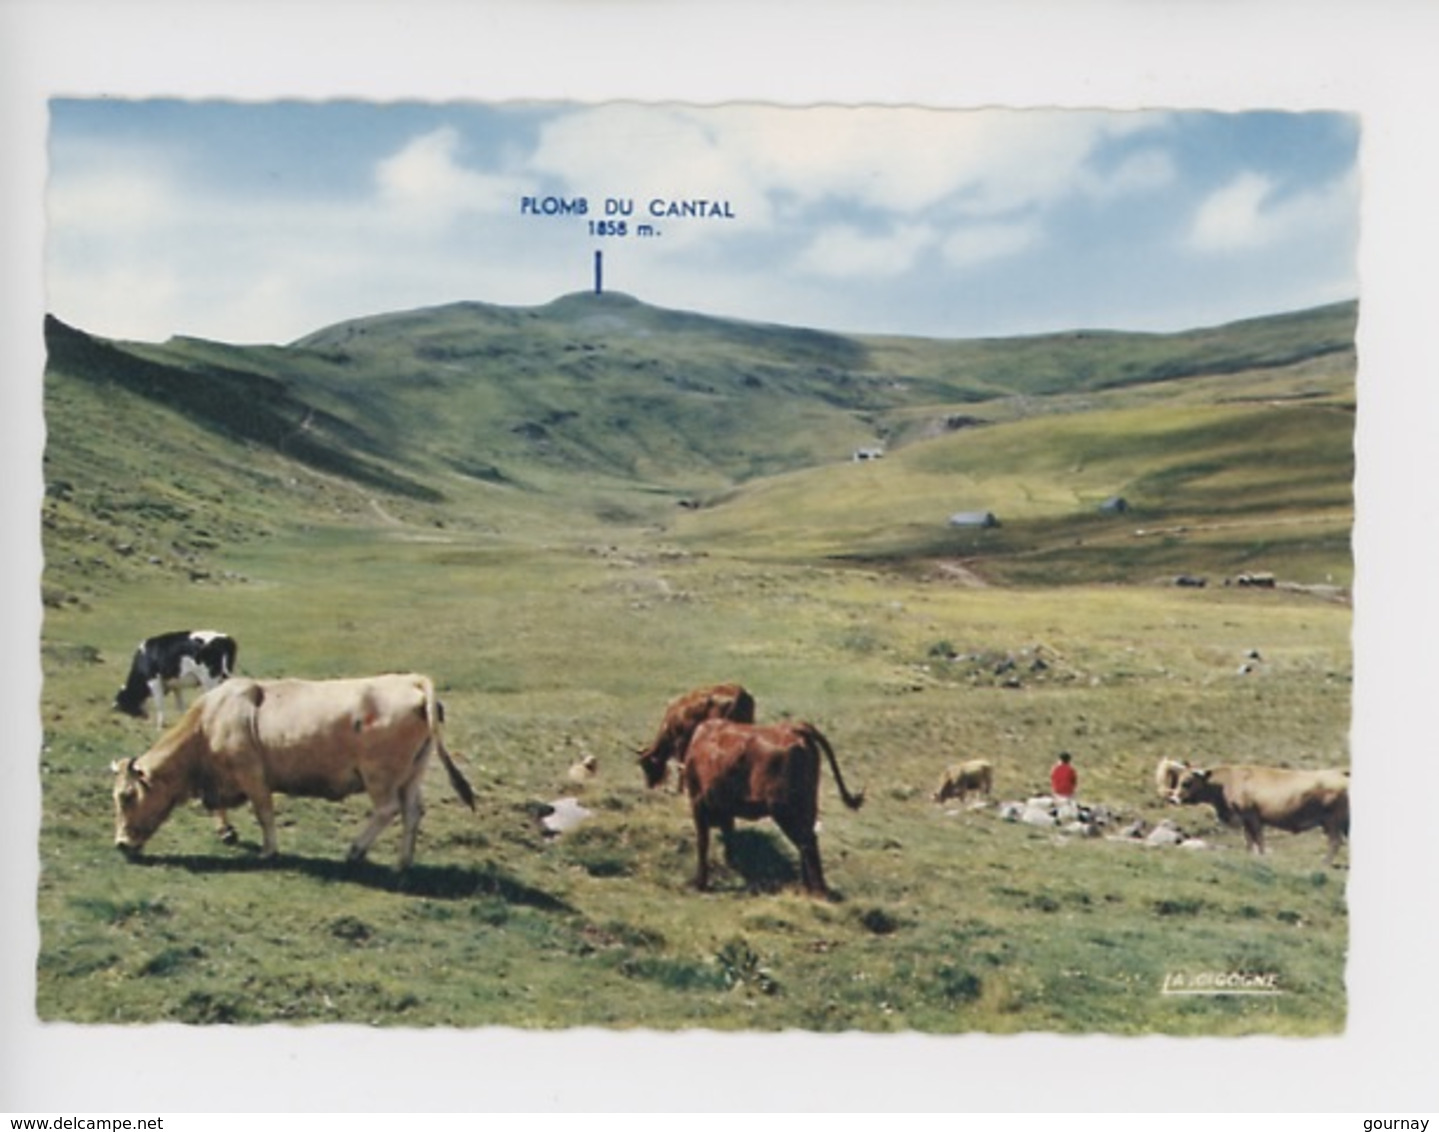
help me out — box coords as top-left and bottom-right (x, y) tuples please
(1107, 817), (1208, 850)
(992, 797), (1209, 849)
(996, 795), (1117, 838)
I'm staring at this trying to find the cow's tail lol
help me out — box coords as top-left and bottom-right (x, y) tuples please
(423, 681), (476, 811)
(804, 724), (865, 811)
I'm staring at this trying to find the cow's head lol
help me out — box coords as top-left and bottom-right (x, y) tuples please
(111, 757), (171, 856)
(1168, 767), (1211, 806)
(637, 745), (668, 789)
(113, 686), (147, 717)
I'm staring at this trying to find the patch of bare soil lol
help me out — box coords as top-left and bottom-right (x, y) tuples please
(930, 559), (988, 587)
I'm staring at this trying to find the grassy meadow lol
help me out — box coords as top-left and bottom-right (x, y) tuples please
(36, 297), (1354, 1034)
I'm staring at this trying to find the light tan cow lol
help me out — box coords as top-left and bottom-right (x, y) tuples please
(933, 758), (994, 804)
(112, 673), (474, 869)
(1169, 764), (1349, 865)
(1154, 757), (1191, 799)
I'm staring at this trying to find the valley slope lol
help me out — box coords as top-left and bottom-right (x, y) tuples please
(42, 293), (1355, 599)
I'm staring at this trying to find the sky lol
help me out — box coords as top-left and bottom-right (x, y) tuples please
(45, 100), (1359, 345)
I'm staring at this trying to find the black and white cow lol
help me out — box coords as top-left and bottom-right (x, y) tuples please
(114, 630), (238, 729)
(114, 630), (241, 843)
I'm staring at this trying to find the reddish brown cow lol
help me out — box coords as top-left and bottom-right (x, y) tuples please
(681, 719), (864, 897)
(637, 682), (756, 789)
(1170, 764), (1350, 865)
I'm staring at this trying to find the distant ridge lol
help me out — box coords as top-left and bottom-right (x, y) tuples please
(49, 294), (1357, 498)
(42, 294), (1354, 599)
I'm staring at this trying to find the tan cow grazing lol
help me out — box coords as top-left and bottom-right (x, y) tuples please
(933, 758), (993, 804)
(681, 719), (864, 897)
(1169, 764), (1349, 865)
(637, 682), (756, 789)
(1154, 757), (1191, 799)
(112, 673), (475, 869)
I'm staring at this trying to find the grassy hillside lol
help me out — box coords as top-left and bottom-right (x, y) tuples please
(859, 301), (1356, 402)
(43, 295), (1355, 596)
(674, 397), (1353, 587)
(35, 295), (1354, 1035)
(36, 511), (1350, 1027)
(37, 525), (1352, 1034)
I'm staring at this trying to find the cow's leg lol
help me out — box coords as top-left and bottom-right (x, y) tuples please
(1324, 820), (1345, 867)
(1241, 813), (1266, 855)
(348, 797), (403, 863)
(397, 777), (426, 870)
(797, 837), (828, 897)
(148, 676), (167, 730)
(718, 815), (738, 867)
(247, 788), (279, 858)
(214, 809), (238, 845)
(693, 814), (712, 891)
(776, 811), (828, 896)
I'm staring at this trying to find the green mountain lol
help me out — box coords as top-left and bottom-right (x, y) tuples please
(41, 293), (1356, 602)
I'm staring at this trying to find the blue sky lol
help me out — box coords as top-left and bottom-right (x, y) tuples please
(46, 101), (1358, 344)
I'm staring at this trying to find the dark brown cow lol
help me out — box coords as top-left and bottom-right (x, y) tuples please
(111, 673), (475, 869)
(1169, 764), (1349, 865)
(681, 719), (864, 896)
(637, 682), (756, 789)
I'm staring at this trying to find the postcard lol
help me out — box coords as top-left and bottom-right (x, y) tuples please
(5, 1), (1437, 1115)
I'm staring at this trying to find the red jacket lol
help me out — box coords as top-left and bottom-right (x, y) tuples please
(1050, 761), (1077, 797)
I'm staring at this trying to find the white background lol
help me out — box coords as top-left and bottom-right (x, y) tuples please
(3, 0), (1437, 1113)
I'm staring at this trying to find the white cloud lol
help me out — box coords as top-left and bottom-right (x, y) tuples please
(46, 262), (181, 341)
(1083, 148), (1177, 199)
(941, 219), (1042, 269)
(530, 104), (777, 230)
(529, 105), (1163, 225)
(796, 222), (934, 279)
(47, 165), (171, 235)
(47, 126), (554, 341)
(1188, 169), (1357, 255)
(1189, 172), (1277, 252)
(375, 126), (528, 224)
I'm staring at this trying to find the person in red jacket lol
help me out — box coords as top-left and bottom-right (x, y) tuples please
(1050, 751), (1078, 798)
